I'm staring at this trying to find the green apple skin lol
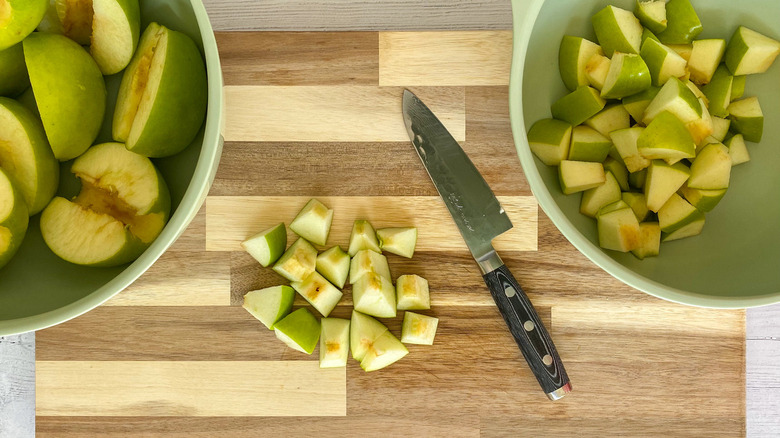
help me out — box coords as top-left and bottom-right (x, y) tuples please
(728, 97), (763, 143)
(16, 86), (39, 119)
(629, 168), (647, 190)
(662, 216), (704, 242)
(23, 33), (106, 161)
(657, 193), (704, 234)
(642, 77), (702, 126)
(274, 308), (321, 355)
(114, 22), (207, 158)
(0, 0), (48, 51)
(656, 0), (702, 45)
(568, 125), (611, 162)
(242, 285), (295, 330)
(597, 202), (641, 252)
(622, 86), (660, 121)
(640, 38), (687, 87)
(584, 104), (630, 139)
(635, 0), (667, 34)
(591, 5), (643, 57)
(710, 117), (731, 142)
(0, 43), (29, 97)
(559, 35), (603, 91)
(731, 75), (746, 101)
(631, 222), (661, 260)
(680, 183), (727, 212)
(601, 52), (652, 99)
(702, 65), (733, 118)
(622, 192), (650, 222)
(551, 86), (606, 126)
(0, 166), (29, 269)
(611, 126), (650, 173)
(401, 312), (439, 346)
(724, 26), (780, 76)
(0, 97), (59, 215)
(604, 156), (630, 191)
(637, 111), (696, 162)
(90, 0), (141, 75)
(241, 222), (287, 267)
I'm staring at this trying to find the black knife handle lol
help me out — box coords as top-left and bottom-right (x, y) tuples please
(483, 263), (571, 400)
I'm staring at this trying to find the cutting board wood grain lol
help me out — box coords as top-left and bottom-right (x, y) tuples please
(34, 31), (745, 437)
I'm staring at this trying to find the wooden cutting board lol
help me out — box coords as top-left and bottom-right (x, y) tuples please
(34, 31), (745, 437)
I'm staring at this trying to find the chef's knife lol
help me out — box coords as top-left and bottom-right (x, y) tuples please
(402, 90), (571, 400)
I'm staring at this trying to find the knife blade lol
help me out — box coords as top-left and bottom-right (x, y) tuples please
(402, 89), (571, 400)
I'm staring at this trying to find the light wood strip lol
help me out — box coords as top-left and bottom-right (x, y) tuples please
(215, 32), (379, 86)
(104, 252), (230, 307)
(224, 86), (464, 142)
(379, 31), (511, 86)
(36, 361), (346, 417)
(205, 196), (538, 252)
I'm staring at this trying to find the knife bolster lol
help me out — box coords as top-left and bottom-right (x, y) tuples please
(476, 249), (504, 274)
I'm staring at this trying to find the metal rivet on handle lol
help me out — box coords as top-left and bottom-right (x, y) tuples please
(543, 355), (553, 366)
(523, 321), (535, 331)
(504, 286), (516, 297)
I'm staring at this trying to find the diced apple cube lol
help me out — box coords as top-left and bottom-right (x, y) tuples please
(352, 272), (396, 318)
(401, 312), (439, 346)
(316, 245), (350, 289)
(349, 249), (391, 284)
(319, 317), (350, 368)
(558, 160), (606, 195)
(272, 237), (317, 282)
(376, 227), (417, 258)
(289, 198), (333, 246)
(527, 118), (572, 166)
(295, 271), (343, 317)
(396, 274), (431, 310)
(348, 220), (381, 256)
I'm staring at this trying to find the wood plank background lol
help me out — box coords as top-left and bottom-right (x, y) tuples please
(24, 30), (745, 437)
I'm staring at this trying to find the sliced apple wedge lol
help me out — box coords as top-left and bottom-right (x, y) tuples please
(349, 249), (391, 284)
(658, 193), (704, 234)
(585, 53), (611, 90)
(274, 308), (320, 355)
(316, 245), (350, 289)
(702, 65), (733, 118)
(688, 39), (726, 85)
(90, 0), (140, 75)
(0, 43), (29, 97)
(40, 143), (170, 267)
(526, 118), (572, 166)
(396, 274), (430, 311)
(0, 167), (29, 269)
(0, 0), (48, 50)
(591, 5), (643, 56)
(635, 0), (667, 34)
(580, 171), (621, 218)
(348, 219), (381, 256)
(0, 97), (59, 215)
(597, 200), (641, 252)
(242, 285), (295, 330)
(725, 134), (750, 166)
(611, 126), (650, 173)
(295, 271), (342, 317)
(376, 227), (417, 258)
(710, 117), (731, 142)
(350, 310), (388, 361)
(241, 222), (286, 267)
(642, 77), (702, 126)
(631, 222), (661, 260)
(728, 97), (763, 142)
(600, 52), (651, 99)
(724, 26), (780, 76)
(559, 35), (603, 91)
(662, 216), (704, 242)
(352, 272), (396, 318)
(290, 198), (333, 246)
(401, 312), (439, 346)
(680, 182), (727, 212)
(319, 317), (350, 368)
(558, 160), (606, 195)
(272, 237), (317, 282)
(360, 330), (408, 372)
(113, 22), (207, 157)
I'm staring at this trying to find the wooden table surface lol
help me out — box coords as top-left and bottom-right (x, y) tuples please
(1, 1), (778, 437)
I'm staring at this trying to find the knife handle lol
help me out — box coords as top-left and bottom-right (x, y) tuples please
(481, 254), (571, 400)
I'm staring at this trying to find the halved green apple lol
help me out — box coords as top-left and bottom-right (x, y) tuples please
(319, 317), (350, 368)
(584, 104), (630, 139)
(559, 35), (603, 91)
(350, 310), (388, 361)
(241, 222), (286, 267)
(40, 142), (170, 266)
(551, 86), (606, 126)
(24, 32), (106, 161)
(580, 171), (621, 218)
(0, 43), (29, 97)
(688, 39), (726, 85)
(640, 38), (688, 87)
(600, 52), (651, 99)
(360, 330), (408, 372)
(242, 285), (295, 330)
(591, 5), (643, 56)
(113, 22), (207, 157)
(401, 312), (439, 346)
(585, 53), (611, 90)
(724, 26), (780, 76)
(635, 0), (667, 34)
(527, 118), (572, 166)
(347, 219), (381, 256)
(725, 134), (750, 166)
(352, 272), (396, 318)
(316, 245), (350, 289)
(295, 271), (342, 317)
(631, 222), (661, 260)
(0, 97), (59, 215)
(0, 166), (29, 269)
(568, 125), (611, 162)
(377, 227), (417, 258)
(272, 237), (317, 282)
(688, 143), (732, 190)
(289, 198), (333, 246)
(728, 97), (763, 142)
(0, 0), (48, 50)
(395, 274), (430, 311)
(637, 111), (696, 163)
(51, 0), (94, 45)
(558, 160), (606, 195)
(656, 0), (702, 45)
(644, 159), (690, 212)
(349, 249), (391, 284)
(274, 308), (320, 355)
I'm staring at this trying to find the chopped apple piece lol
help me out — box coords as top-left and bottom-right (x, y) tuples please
(728, 97), (763, 143)
(319, 317), (350, 368)
(591, 5), (643, 56)
(350, 310), (389, 361)
(348, 219), (381, 256)
(558, 160), (606, 195)
(724, 26), (780, 75)
(527, 118), (572, 166)
(272, 237), (317, 282)
(290, 198), (333, 246)
(642, 77), (702, 126)
(635, 0), (667, 34)
(396, 274), (431, 310)
(631, 222), (661, 259)
(296, 271), (343, 317)
(640, 38), (688, 86)
(581, 171), (622, 218)
(688, 39), (726, 84)
(604, 157), (630, 191)
(644, 159), (690, 212)
(352, 272), (396, 318)
(585, 53), (611, 90)
(568, 126), (611, 162)
(274, 308), (320, 355)
(622, 192), (650, 221)
(597, 200), (641, 252)
(360, 331), (408, 372)
(611, 126), (650, 173)
(551, 86), (606, 126)
(637, 111), (696, 163)
(242, 285), (295, 330)
(600, 52), (652, 99)
(349, 249), (391, 284)
(559, 35), (604, 91)
(725, 134), (750, 166)
(377, 227), (417, 258)
(401, 312), (439, 346)
(241, 222), (286, 267)
(658, 193), (704, 234)
(316, 245), (350, 289)
(702, 65), (733, 118)
(688, 143), (732, 190)
(656, 0), (702, 45)
(622, 86), (660, 122)
(679, 182), (727, 213)
(584, 104), (630, 139)
(662, 216), (705, 242)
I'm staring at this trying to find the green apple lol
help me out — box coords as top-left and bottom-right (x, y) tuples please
(272, 237), (317, 282)
(688, 143), (732, 190)
(728, 97), (763, 142)
(584, 104), (630, 139)
(16, 86), (38, 119)
(631, 222), (661, 260)
(637, 111), (696, 162)
(679, 182), (727, 212)
(702, 65), (733, 118)
(350, 310), (388, 361)
(629, 168), (647, 190)
(24, 32), (106, 161)
(604, 156), (630, 191)
(724, 134), (750, 166)
(622, 86), (660, 121)
(731, 75), (746, 100)
(724, 26), (780, 75)
(242, 285), (295, 330)
(635, 0), (667, 34)
(349, 249), (391, 284)
(0, 43), (29, 97)
(376, 227), (417, 258)
(622, 192), (650, 221)
(401, 312), (439, 346)
(580, 171), (621, 218)
(86, 0), (141, 75)
(639, 38), (687, 86)
(642, 27), (659, 45)
(667, 44), (692, 61)
(241, 222), (286, 267)
(642, 77), (702, 126)
(40, 143), (170, 267)
(591, 5), (643, 57)
(559, 35), (603, 91)
(526, 118), (572, 166)
(558, 160), (606, 195)
(319, 317), (350, 368)
(611, 126), (650, 173)
(395, 274), (430, 311)
(601, 52), (651, 99)
(597, 200), (641, 252)
(290, 198), (333, 246)
(0, 97), (59, 215)
(657, 193), (704, 234)
(295, 271), (343, 317)
(568, 126), (611, 162)
(710, 117), (731, 142)
(316, 245), (350, 289)
(273, 308), (320, 355)
(662, 216), (704, 242)
(113, 22), (207, 157)
(0, 0), (47, 50)
(656, 0), (702, 45)
(551, 86), (606, 126)
(585, 53), (611, 90)
(360, 330), (408, 372)
(688, 39), (726, 84)
(644, 159), (691, 212)
(0, 167), (29, 269)
(686, 97), (714, 147)
(352, 272), (396, 318)
(348, 219), (381, 256)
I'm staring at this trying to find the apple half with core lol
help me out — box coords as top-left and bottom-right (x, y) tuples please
(559, 35), (603, 91)
(591, 5), (643, 57)
(396, 274), (430, 310)
(348, 219), (381, 256)
(40, 143), (170, 266)
(724, 26), (780, 76)
(289, 198), (333, 246)
(295, 271), (342, 317)
(274, 308), (320, 355)
(0, 167), (29, 269)
(316, 245), (350, 289)
(242, 285), (295, 330)
(113, 22), (207, 157)
(320, 317), (350, 368)
(241, 222), (286, 267)
(0, 0), (48, 50)
(350, 310), (388, 361)
(272, 237), (317, 282)
(0, 97), (59, 215)
(90, 0), (141, 75)
(401, 312), (439, 346)
(0, 43), (29, 97)
(527, 118), (571, 166)
(376, 227), (417, 258)
(352, 272), (396, 318)
(24, 32), (106, 161)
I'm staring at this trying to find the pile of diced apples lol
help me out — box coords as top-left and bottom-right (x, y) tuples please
(527, 0), (780, 259)
(239, 198), (438, 371)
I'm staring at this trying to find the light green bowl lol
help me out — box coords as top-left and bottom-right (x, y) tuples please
(0, 0), (224, 335)
(510, 0), (780, 308)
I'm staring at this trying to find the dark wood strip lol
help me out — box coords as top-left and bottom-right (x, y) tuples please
(216, 32), (379, 86)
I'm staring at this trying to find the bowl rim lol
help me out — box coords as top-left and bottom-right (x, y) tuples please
(0, 0), (225, 336)
(508, 0), (778, 309)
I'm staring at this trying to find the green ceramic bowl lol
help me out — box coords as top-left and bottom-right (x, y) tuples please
(0, 0), (223, 335)
(510, 0), (780, 308)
